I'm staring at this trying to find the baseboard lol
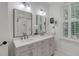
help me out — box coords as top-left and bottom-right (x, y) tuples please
(54, 48), (70, 56)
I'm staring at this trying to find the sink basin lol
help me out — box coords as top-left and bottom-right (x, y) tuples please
(20, 38), (34, 42)
(13, 34), (53, 48)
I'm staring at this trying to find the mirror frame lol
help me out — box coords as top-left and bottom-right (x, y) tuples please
(35, 15), (46, 35)
(13, 9), (32, 38)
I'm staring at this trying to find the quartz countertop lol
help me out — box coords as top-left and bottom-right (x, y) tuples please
(13, 34), (54, 48)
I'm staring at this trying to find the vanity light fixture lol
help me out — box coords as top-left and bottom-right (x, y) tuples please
(39, 9), (46, 16)
(26, 5), (31, 11)
(19, 3), (25, 8)
(43, 12), (46, 16)
(19, 2), (31, 11)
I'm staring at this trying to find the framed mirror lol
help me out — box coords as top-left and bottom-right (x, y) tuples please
(35, 15), (46, 35)
(13, 9), (32, 38)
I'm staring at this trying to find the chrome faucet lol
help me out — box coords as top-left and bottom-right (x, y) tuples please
(23, 32), (29, 39)
(23, 32), (26, 39)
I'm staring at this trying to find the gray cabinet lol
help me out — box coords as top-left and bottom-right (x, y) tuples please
(15, 37), (54, 56)
(15, 44), (33, 56)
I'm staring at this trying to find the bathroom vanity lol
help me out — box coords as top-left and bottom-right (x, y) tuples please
(13, 34), (55, 56)
(12, 9), (55, 56)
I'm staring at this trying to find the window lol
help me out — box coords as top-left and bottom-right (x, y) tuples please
(63, 2), (79, 39)
(71, 22), (79, 38)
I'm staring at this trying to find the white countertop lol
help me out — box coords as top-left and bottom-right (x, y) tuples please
(13, 34), (54, 48)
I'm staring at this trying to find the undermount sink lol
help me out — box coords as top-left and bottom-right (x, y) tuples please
(13, 34), (53, 48)
(20, 34), (51, 41)
(22, 38), (34, 41)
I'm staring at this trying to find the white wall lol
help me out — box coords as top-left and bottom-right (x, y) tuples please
(49, 2), (64, 49)
(50, 2), (64, 39)
(8, 2), (50, 55)
(0, 2), (8, 56)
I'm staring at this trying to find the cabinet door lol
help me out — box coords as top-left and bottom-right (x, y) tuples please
(40, 40), (46, 56)
(49, 37), (55, 55)
(32, 42), (39, 56)
(37, 41), (43, 56)
(32, 41), (44, 56)
(41, 39), (49, 56)
(32, 40), (45, 56)
(15, 44), (33, 56)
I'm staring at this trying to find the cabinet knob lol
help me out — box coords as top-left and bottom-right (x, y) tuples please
(0, 41), (7, 46)
(2, 41), (7, 45)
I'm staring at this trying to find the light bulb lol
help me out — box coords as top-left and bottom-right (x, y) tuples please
(26, 6), (31, 11)
(19, 4), (25, 8)
(43, 12), (46, 16)
(39, 11), (43, 15)
(38, 10), (46, 16)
